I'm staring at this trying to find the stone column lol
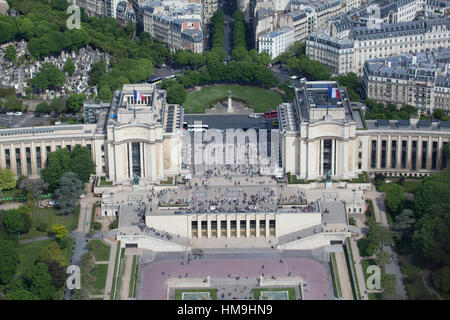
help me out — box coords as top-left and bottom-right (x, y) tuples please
(10, 143), (17, 175)
(426, 136), (432, 170)
(417, 136), (422, 170)
(139, 142), (144, 178)
(376, 136), (381, 169)
(265, 217), (270, 237)
(246, 216), (250, 238)
(187, 216), (192, 238)
(396, 135), (402, 169)
(30, 142), (37, 176)
(407, 136), (412, 169)
(150, 144), (157, 181)
(386, 135), (392, 169)
(437, 136), (443, 169)
(20, 143), (27, 176)
(256, 217), (260, 238)
(197, 217), (202, 239)
(0, 145), (4, 169)
(236, 217), (240, 238)
(217, 218), (221, 239)
(207, 217), (211, 239)
(320, 139), (324, 176)
(331, 139), (335, 176)
(226, 216), (231, 238)
(128, 143), (132, 178)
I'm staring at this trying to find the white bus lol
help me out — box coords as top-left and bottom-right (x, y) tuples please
(187, 124), (208, 132)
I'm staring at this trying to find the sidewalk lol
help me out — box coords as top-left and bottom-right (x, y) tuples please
(334, 252), (353, 300)
(119, 254), (134, 300)
(103, 237), (118, 300)
(349, 237), (368, 300)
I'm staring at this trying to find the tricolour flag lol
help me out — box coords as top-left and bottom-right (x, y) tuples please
(133, 90), (145, 103)
(328, 87), (340, 99)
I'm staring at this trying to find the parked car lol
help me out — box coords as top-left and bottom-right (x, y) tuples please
(289, 75), (298, 80)
(14, 112), (23, 116)
(6, 112), (14, 116)
(248, 114), (260, 118)
(80, 194), (86, 198)
(299, 77), (307, 83)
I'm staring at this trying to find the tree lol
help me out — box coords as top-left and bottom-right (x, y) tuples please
(413, 202), (450, 265)
(4, 95), (23, 111)
(0, 16), (18, 43)
(68, 145), (95, 183)
(4, 289), (37, 300)
(5, 44), (17, 62)
(98, 85), (112, 102)
(40, 148), (72, 191)
(432, 266), (450, 294)
(31, 62), (66, 91)
(27, 262), (56, 300)
(2, 208), (25, 234)
(43, 259), (67, 290)
(54, 172), (83, 214)
(39, 241), (69, 268)
(66, 93), (86, 113)
(89, 59), (107, 86)
(392, 209), (416, 241)
(50, 224), (68, 240)
(0, 240), (20, 285)
(414, 169), (450, 217)
(19, 177), (48, 204)
(381, 273), (398, 300)
(63, 58), (76, 76)
(166, 83), (186, 105)
(35, 102), (52, 114)
(433, 108), (448, 121)
(367, 220), (394, 254)
(0, 168), (16, 191)
(383, 183), (405, 215)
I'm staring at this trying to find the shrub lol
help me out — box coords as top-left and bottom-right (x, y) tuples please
(349, 217), (356, 225)
(93, 221), (102, 230)
(37, 223), (48, 232)
(109, 218), (118, 230)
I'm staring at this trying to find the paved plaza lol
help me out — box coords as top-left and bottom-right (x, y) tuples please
(139, 256), (330, 300)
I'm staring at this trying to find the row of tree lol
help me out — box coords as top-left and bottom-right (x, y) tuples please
(232, 10), (246, 52)
(364, 100), (418, 120)
(210, 9), (226, 60)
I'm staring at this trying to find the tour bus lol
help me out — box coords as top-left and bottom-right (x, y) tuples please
(149, 77), (162, 84)
(264, 110), (278, 118)
(187, 124), (208, 132)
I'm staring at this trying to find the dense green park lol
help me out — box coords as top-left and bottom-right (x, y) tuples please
(183, 85), (283, 113)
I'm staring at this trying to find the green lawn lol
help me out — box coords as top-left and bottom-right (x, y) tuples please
(91, 264), (108, 293)
(20, 207), (79, 240)
(330, 253), (342, 298)
(89, 239), (111, 262)
(16, 239), (54, 277)
(402, 180), (423, 194)
(129, 255), (138, 298)
(183, 85), (283, 113)
(175, 289), (218, 300)
(253, 288), (296, 300)
(159, 176), (174, 185)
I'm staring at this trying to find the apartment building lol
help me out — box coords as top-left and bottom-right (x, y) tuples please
(307, 18), (450, 75)
(258, 27), (294, 59)
(363, 48), (450, 115)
